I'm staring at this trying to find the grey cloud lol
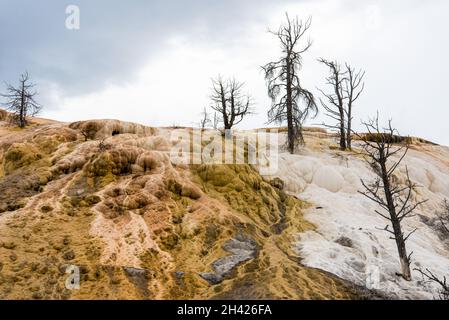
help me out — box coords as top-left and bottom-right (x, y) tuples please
(0, 0), (292, 101)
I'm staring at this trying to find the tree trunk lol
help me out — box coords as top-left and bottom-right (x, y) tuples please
(19, 81), (25, 128)
(346, 123), (352, 150)
(393, 220), (412, 281)
(380, 156), (412, 281)
(346, 105), (352, 150)
(335, 72), (346, 151)
(339, 115), (346, 150)
(221, 92), (229, 130)
(286, 54), (295, 154)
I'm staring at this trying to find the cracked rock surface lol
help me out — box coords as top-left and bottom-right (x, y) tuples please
(199, 234), (257, 284)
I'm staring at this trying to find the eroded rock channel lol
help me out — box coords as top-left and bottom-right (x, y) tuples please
(199, 234), (258, 284)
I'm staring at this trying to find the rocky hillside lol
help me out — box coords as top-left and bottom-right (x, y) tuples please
(271, 130), (449, 299)
(0, 116), (447, 300)
(0, 117), (374, 300)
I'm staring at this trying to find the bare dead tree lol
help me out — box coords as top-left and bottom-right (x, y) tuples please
(80, 129), (91, 141)
(80, 122), (99, 141)
(318, 59), (347, 150)
(318, 59), (365, 150)
(98, 138), (111, 152)
(1, 72), (41, 128)
(357, 114), (427, 281)
(262, 13), (317, 153)
(199, 107), (211, 129)
(210, 76), (252, 133)
(344, 63), (365, 149)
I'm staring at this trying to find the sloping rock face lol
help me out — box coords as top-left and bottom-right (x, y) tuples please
(0, 118), (372, 300)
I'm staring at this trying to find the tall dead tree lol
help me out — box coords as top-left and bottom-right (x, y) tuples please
(318, 59), (364, 150)
(262, 14), (317, 153)
(210, 76), (252, 133)
(199, 107), (211, 129)
(357, 114), (427, 281)
(1, 72), (41, 128)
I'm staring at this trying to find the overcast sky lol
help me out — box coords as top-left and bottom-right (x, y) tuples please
(1, 0), (448, 145)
